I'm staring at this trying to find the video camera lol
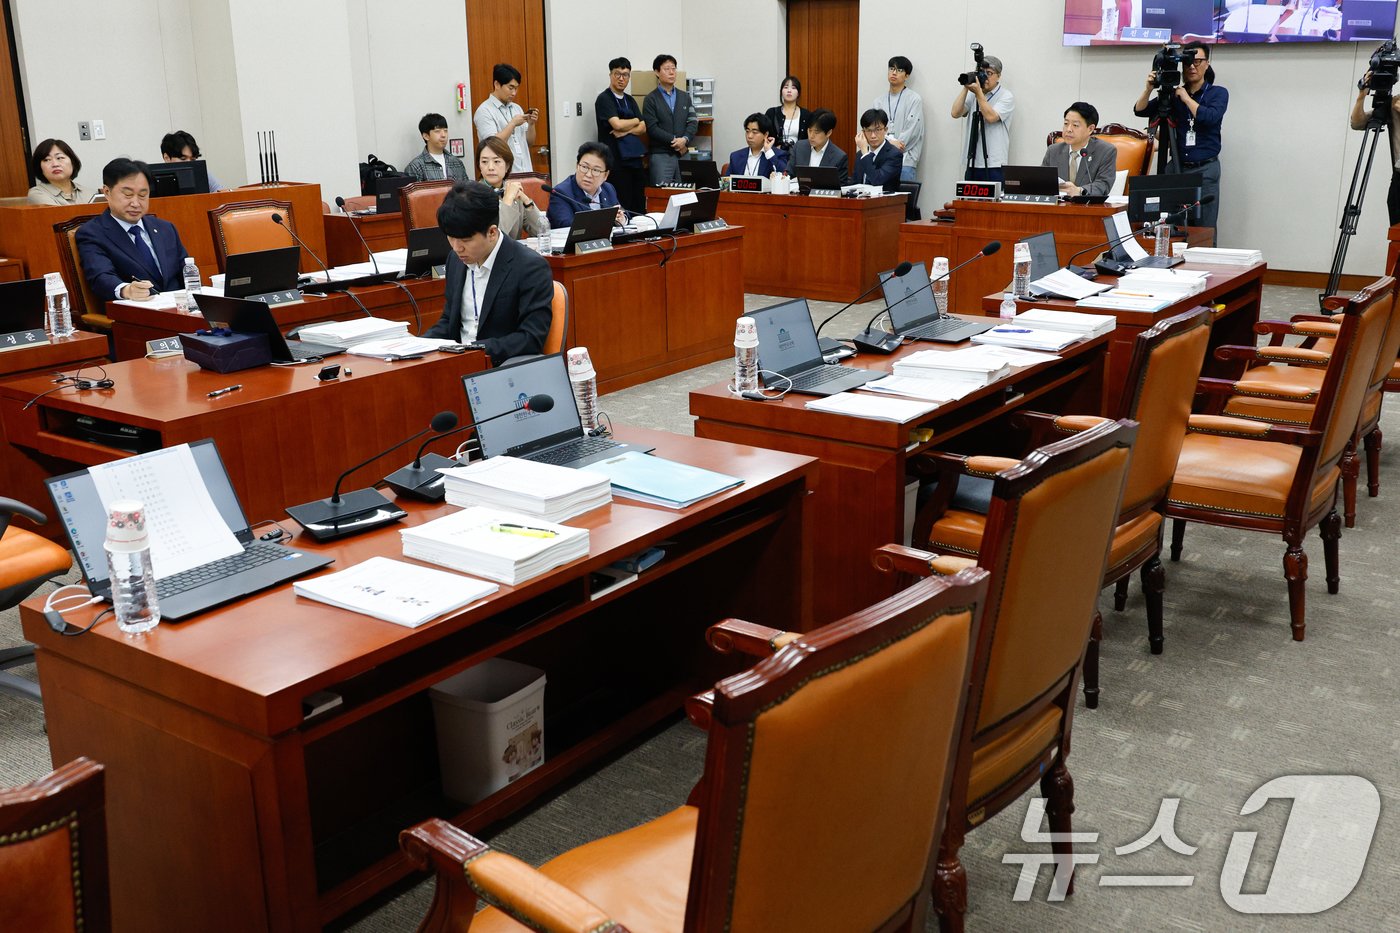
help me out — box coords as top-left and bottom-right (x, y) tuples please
(956, 43), (989, 89)
(1361, 39), (1400, 100)
(1152, 42), (1191, 94)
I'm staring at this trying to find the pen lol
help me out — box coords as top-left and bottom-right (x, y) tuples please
(207, 384), (242, 398)
(994, 327), (1033, 333)
(489, 523), (558, 538)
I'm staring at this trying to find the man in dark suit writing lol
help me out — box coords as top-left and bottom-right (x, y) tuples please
(789, 109), (849, 185)
(425, 181), (554, 366)
(75, 157), (190, 301)
(851, 109), (902, 192)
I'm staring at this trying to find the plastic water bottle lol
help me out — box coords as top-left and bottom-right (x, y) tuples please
(1012, 241), (1033, 299)
(566, 347), (600, 432)
(999, 292), (1018, 322)
(931, 257), (950, 316)
(1154, 213), (1171, 258)
(182, 257), (202, 312)
(104, 499), (160, 635)
(1101, 0), (1119, 39)
(734, 317), (759, 393)
(537, 222), (553, 258)
(43, 272), (74, 338)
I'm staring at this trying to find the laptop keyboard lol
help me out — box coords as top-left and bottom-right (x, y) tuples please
(1132, 256), (1177, 269)
(528, 436), (621, 465)
(786, 367), (859, 391)
(156, 542), (288, 598)
(907, 317), (984, 339)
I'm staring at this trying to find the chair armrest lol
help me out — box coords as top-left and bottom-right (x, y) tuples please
(0, 497), (47, 537)
(1186, 415), (1320, 447)
(400, 820), (627, 933)
(1195, 376), (1249, 397)
(872, 544), (941, 577)
(705, 619), (797, 657)
(1254, 347), (1330, 367)
(1317, 294), (1347, 313)
(685, 691), (714, 730)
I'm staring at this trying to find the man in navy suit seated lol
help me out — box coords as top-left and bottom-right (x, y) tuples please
(789, 108), (849, 185)
(726, 112), (788, 178)
(851, 109), (903, 193)
(75, 157), (190, 302)
(546, 141), (624, 230)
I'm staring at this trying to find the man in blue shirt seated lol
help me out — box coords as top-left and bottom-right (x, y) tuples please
(75, 157), (191, 302)
(1133, 41), (1228, 238)
(726, 112), (789, 178)
(546, 141), (624, 230)
(851, 108), (902, 192)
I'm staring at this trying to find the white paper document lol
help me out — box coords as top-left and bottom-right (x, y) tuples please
(805, 393), (938, 422)
(1110, 211), (1150, 262)
(861, 374), (976, 403)
(1030, 268), (1114, 301)
(293, 556), (498, 627)
(87, 444), (242, 578)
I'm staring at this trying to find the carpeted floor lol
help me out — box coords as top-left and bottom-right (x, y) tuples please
(5, 286), (1398, 931)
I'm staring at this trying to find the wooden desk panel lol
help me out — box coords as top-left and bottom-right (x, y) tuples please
(19, 428), (814, 931)
(0, 256), (23, 281)
(323, 213), (407, 267)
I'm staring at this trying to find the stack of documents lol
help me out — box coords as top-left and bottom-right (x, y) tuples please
(438, 456), (612, 522)
(348, 335), (459, 359)
(293, 556), (497, 627)
(1029, 268), (1115, 301)
(861, 374), (979, 403)
(1183, 247), (1263, 266)
(805, 393), (938, 422)
(401, 507), (589, 585)
(1076, 268), (1209, 313)
(297, 317), (409, 348)
(972, 325), (1082, 352)
(583, 451), (742, 509)
(893, 347), (1014, 386)
(1013, 308), (1116, 339)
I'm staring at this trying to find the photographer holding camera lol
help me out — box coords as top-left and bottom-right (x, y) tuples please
(1133, 41), (1227, 234)
(950, 46), (1013, 183)
(1351, 66), (1400, 225)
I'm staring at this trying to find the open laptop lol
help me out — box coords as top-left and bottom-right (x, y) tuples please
(678, 159), (721, 189)
(463, 353), (655, 468)
(45, 439), (332, 621)
(223, 246), (300, 298)
(1103, 211), (1184, 270)
(794, 165), (842, 195)
(1006, 232), (1063, 299)
(0, 278), (46, 336)
(402, 226), (450, 277)
(196, 292), (344, 362)
(374, 175), (414, 214)
(880, 262), (998, 344)
(1128, 172), (1203, 227)
(1000, 165), (1060, 201)
(554, 208), (618, 255)
(751, 298), (877, 396)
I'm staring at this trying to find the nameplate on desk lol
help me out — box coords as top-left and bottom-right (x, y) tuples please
(809, 188), (841, 198)
(1002, 194), (1057, 205)
(145, 335), (185, 358)
(954, 180), (1001, 201)
(248, 289), (304, 306)
(0, 328), (48, 352)
(576, 238), (613, 254)
(693, 219), (727, 233)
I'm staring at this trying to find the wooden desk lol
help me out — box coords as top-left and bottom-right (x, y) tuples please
(645, 188), (907, 302)
(0, 348), (486, 530)
(977, 262), (1266, 414)
(19, 428), (813, 931)
(323, 212), (407, 266)
(549, 226), (745, 393)
(0, 256), (23, 281)
(105, 277), (448, 361)
(691, 334), (1107, 623)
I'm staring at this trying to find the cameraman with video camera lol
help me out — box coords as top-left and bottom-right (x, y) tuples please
(1133, 41), (1227, 235)
(1351, 59), (1400, 225)
(950, 45), (1013, 183)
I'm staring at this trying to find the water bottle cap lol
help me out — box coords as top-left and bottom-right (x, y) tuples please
(931, 257), (949, 277)
(566, 346), (596, 380)
(44, 271), (66, 295)
(734, 317), (758, 348)
(1013, 241), (1032, 263)
(105, 499), (150, 552)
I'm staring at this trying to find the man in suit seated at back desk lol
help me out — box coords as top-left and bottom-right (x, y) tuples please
(75, 157), (190, 302)
(424, 181), (553, 366)
(789, 108), (849, 185)
(1042, 101), (1118, 198)
(726, 112), (789, 178)
(850, 108), (903, 192)
(546, 141), (625, 230)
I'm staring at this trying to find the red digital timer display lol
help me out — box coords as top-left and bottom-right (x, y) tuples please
(955, 181), (1000, 201)
(729, 176), (766, 193)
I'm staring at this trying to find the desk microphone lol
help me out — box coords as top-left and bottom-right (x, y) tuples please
(286, 410), (458, 540)
(853, 242), (1001, 354)
(813, 261), (912, 354)
(275, 212), (381, 305)
(1064, 196), (1214, 277)
(383, 395), (556, 500)
(335, 196), (382, 276)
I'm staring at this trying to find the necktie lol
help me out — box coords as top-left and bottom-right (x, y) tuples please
(128, 225), (160, 277)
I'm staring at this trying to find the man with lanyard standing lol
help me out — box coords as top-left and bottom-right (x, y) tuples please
(950, 54), (1013, 183)
(473, 63), (538, 174)
(595, 57), (648, 214)
(1134, 41), (1227, 238)
(873, 55), (924, 184)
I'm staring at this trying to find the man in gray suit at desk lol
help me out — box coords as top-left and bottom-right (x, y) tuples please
(1042, 102), (1119, 198)
(788, 109), (849, 185)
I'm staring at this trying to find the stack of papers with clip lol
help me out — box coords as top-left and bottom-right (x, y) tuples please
(1013, 308), (1116, 339)
(401, 507), (589, 585)
(893, 347), (1014, 385)
(438, 456), (612, 522)
(583, 451), (742, 509)
(296, 317), (409, 348)
(971, 325), (1081, 351)
(1183, 247), (1262, 266)
(293, 556), (497, 627)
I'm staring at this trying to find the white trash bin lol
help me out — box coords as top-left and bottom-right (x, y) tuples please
(429, 658), (546, 804)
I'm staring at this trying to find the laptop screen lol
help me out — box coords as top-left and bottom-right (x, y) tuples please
(882, 262), (938, 330)
(751, 298), (821, 377)
(463, 354), (584, 458)
(45, 440), (249, 593)
(224, 246), (300, 297)
(0, 278), (46, 333)
(1001, 165), (1059, 197)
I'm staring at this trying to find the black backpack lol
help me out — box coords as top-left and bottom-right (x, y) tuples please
(359, 154), (403, 196)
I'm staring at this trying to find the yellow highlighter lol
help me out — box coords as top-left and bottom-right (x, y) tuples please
(490, 523), (558, 538)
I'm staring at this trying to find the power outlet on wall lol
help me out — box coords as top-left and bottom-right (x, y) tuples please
(575, 102), (582, 117)
(562, 101), (570, 118)
(91, 119), (106, 140)
(78, 121), (91, 141)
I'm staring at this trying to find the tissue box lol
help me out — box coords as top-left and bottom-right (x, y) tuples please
(182, 331), (271, 373)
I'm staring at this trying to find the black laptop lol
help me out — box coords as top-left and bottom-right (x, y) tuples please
(402, 226), (450, 277)
(223, 246), (300, 298)
(0, 278), (46, 337)
(1006, 232), (1063, 299)
(558, 208), (618, 255)
(794, 165), (842, 195)
(678, 159), (721, 189)
(880, 262), (997, 344)
(196, 292), (344, 362)
(45, 439), (332, 621)
(374, 175), (414, 214)
(751, 298), (877, 396)
(1001, 165), (1060, 201)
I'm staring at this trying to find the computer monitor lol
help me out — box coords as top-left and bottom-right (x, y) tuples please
(794, 165), (842, 194)
(675, 188), (721, 229)
(149, 160), (211, 197)
(1140, 0), (1214, 40)
(374, 175), (414, 214)
(1001, 165), (1059, 199)
(560, 208), (617, 254)
(678, 160), (720, 189)
(0, 278), (46, 335)
(1128, 172), (1203, 226)
(223, 247), (300, 298)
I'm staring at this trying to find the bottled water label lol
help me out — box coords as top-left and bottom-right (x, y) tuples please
(567, 347), (600, 432)
(1012, 242), (1032, 299)
(104, 499), (160, 634)
(43, 272), (74, 338)
(734, 318), (759, 393)
(931, 257), (950, 316)
(1155, 214), (1171, 258)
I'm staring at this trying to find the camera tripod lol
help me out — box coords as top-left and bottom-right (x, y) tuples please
(1148, 79), (1185, 176)
(1322, 96), (1390, 309)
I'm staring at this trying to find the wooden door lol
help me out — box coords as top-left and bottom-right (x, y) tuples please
(0, 0), (30, 197)
(787, 0), (859, 157)
(466, 0), (550, 175)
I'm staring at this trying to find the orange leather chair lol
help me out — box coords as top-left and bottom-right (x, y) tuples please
(52, 216), (109, 335)
(876, 417), (1138, 933)
(543, 281), (569, 355)
(0, 499), (74, 703)
(914, 309), (1211, 707)
(399, 180), (454, 237)
(401, 564), (991, 933)
(1166, 276), (1394, 641)
(1045, 122), (1154, 176)
(207, 199), (296, 272)
(0, 758), (108, 932)
(513, 173), (550, 213)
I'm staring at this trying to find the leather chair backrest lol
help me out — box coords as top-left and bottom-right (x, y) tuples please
(689, 571), (988, 933)
(400, 180), (454, 236)
(53, 216), (102, 323)
(1044, 123), (1153, 176)
(1312, 277), (1393, 469)
(974, 419), (1136, 731)
(515, 174), (550, 213)
(207, 199), (295, 272)
(543, 281), (569, 356)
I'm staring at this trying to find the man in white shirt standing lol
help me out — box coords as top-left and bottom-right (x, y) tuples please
(951, 53), (1014, 183)
(873, 55), (924, 184)
(473, 63), (537, 174)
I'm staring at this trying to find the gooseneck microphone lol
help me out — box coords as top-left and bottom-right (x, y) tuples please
(1064, 197), (1214, 277)
(286, 410), (459, 540)
(542, 182), (641, 223)
(335, 196), (382, 276)
(853, 242), (1002, 354)
(384, 395), (557, 501)
(813, 260), (913, 354)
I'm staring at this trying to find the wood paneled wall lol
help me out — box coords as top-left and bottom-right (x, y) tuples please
(466, 0), (550, 174)
(0, 0), (30, 197)
(787, 0), (860, 157)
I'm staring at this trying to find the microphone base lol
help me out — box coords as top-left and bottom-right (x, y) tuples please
(1094, 259), (1132, 278)
(383, 453), (458, 502)
(285, 487), (408, 541)
(852, 329), (903, 355)
(1066, 264), (1098, 280)
(301, 271), (402, 295)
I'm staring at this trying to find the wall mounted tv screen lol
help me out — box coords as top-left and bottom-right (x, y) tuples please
(1063, 0), (1397, 46)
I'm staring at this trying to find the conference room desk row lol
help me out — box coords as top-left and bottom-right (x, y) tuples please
(19, 427), (815, 931)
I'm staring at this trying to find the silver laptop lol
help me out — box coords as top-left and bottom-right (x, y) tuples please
(45, 439), (332, 621)
(881, 262), (997, 344)
(751, 298), (876, 396)
(463, 353), (654, 468)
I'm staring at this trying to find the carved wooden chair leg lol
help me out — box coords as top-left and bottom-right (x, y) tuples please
(1083, 611), (1102, 709)
(1341, 441), (1360, 528)
(1321, 509), (1341, 596)
(1169, 518), (1187, 561)
(933, 835), (969, 933)
(1112, 576), (1130, 611)
(1364, 426), (1382, 498)
(1040, 759), (1077, 899)
(1283, 538), (1308, 642)
(1141, 554), (1166, 655)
